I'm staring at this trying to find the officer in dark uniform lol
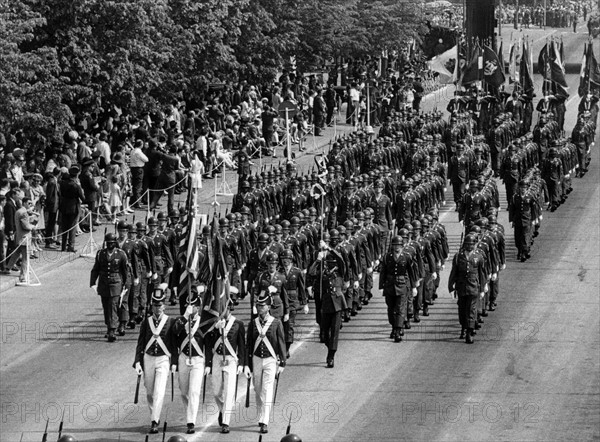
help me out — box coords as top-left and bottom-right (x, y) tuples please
(135, 221), (155, 319)
(90, 233), (129, 342)
(379, 236), (418, 342)
(448, 144), (470, 211)
(448, 234), (486, 344)
(280, 249), (308, 358)
(116, 221), (140, 332)
(509, 180), (536, 261)
(369, 180), (394, 255)
(308, 243), (346, 368)
(146, 216), (174, 287)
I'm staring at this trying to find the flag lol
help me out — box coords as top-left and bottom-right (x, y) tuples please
(519, 40), (534, 99)
(453, 40), (466, 84)
(427, 45), (457, 83)
(200, 216), (230, 322)
(579, 43), (600, 97)
(498, 41), (506, 85)
(483, 45), (506, 87)
(551, 39), (568, 88)
(508, 42), (517, 83)
(461, 44), (482, 86)
(177, 177), (197, 302)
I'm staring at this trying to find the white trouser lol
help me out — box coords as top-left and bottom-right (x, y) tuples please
(143, 354), (170, 423)
(212, 355), (238, 425)
(252, 356), (277, 425)
(178, 353), (205, 425)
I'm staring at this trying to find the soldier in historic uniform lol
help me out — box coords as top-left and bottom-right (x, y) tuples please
(541, 147), (564, 211)
(448, 234), (486, 344)
(133, 285), (177, 434)
(116, 221), (140, 332)
(448, 144), (470, 211)
(246, 293), (286, 434)
(172, 290), (208, 434)
(135, 221), (155, 319)
(509, 180), (537, 261)
(379, 236), (418, 342)
(146, 216), (174, 287)
(308, 243), (346, 368)
(368, 180), (394, 256)
(90, 233), (129, 342)
(206, 301), (247, 434)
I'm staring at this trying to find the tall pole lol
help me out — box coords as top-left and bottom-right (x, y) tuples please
(544, 0), (547, 29)
(285, 108), (291, 163)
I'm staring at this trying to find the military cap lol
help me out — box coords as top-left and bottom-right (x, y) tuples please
(68, 165), (80, 176)
(411, 220), (422, 230)
(374, 180), (384, 188)
(266, 252), (279, 263)
(258, 233), (269, 243)
(280, 249), (294, 260)
(117, 220), (129, 230)
(256, 292), (272, 306)
(264, 225), (276, 234)
(464, 234), (477, 244)
(281, 220), (291, 229)
(240, 206), (251, 215)
(157, 212), (168, 221)
(136, 221), (146, 231)
(218, 218), (229, 227)
(104, 233), (118, 244)
(290, 216), (300, 226)
(469, 179), (480, 189)
(187, 289), (202, 306)
(151, 283), (169, 304)
(281, 434), (302, 442)
(391, 235), (403, 246)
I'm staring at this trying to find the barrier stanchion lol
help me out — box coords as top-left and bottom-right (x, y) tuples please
(147, 190), (151, 220)
(15, 237), (41, 287)
(80, 212), (99, 258)
(216, 165), (234, 197)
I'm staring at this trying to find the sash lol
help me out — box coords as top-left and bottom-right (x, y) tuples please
(145, 315), (171, 357)
(180, 316), (203, 357)
(253, 316), (276, 359)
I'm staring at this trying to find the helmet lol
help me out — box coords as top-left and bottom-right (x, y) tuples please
(420, 218), (430, 228)
(274, 224), (283, 234)
(57, 436), (77, 442)
(281, 434), (302, 442)
(179, 206), (187, 217)
(308, 207), (317, 216)
(469, 179), (480, 189)
(391, 235), (403, 246)
(301, 209), (310, 217)
(147, 217), (158, 226)
(281, 220), (291, 230)
(157, 212), (168, 221)
(337, 225), (347, 236)
(104, 233), (117, 244)
(226, 212), (236, 222)
(167, 436), (187, 442)
(344, 180), (355, 189)
(264, 225), (276, 235)
(343, 220), (354, 230)
(398, 228), (409, 238)
(475, 218), (489, 228)
(356, 211), (365, 221)
(169, 209), (179, 219)
(135, 222), (146, 232)
(218, 218), (229, 227)
(258, 233), (269, 243)
(290, 179), (299, 188)
(280, 249), (294, 260)
(411, 220), (422, 231)
(464, 234), (477, 244)
(329, 229), (340, 240)
(290, 216), (300, 226)
(470, 225), (482, 234)
(487, 215), (497, 225)
(240, 206), (251, 215)
(117, 220), (129, 230)
(266, 252), (279, 263)
(201, 225), (211, 235)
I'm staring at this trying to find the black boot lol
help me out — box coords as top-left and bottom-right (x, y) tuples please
(460, 328), (466, 339)
(285, 342), (291, 359)
(326, 349), (335, 368)
(466, 328), (474, 344)
(394, 328), (402, 343)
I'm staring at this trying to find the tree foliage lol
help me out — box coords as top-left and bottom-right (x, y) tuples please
(1, 0), (427, 140)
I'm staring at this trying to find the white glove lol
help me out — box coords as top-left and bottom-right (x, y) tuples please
(236, 269), (242, 276)
(302, 304), (309, 314)
(283, 313), (290, 322)
(484, 283), (489, 293)
(166, 267), (173, 274)
(502, 264), (506, 270)
(367, 267), (373, 274)
(375, 260), (380, 267)
(198, 284), (206, 293)
(152, 273), (158, 280)
(353, 281), (359, 289)
(307, 287), (313, 297)
(252, 305), (257, 315)
(319, 240), (328, 250)
(412, 288), (418, 298)
(215, 319), (226, 330)
(301, 269), (307, 275)
(204, 367), (211, 376)
(171, 364), (177, 373)
(317, 251), (326, 260)
(146, 272), (152, 278)
(184, 305), (194, 319)
(441, 264), (446, 270)
(358, 273), (363, 280)
(431, 272), (438, 280)
(237, 365), (243, 375)
(133, 278), (140, 286)
(135, 362), (143, 375)
(277, 366), (285, 376)
(480, 292), (485, 299)
(491, 273), (497, 281)
(244, 366), (252, 378)
(90, 285), (97, 293)
(343, 281), (350, 289)
(268, 285), (277, 294)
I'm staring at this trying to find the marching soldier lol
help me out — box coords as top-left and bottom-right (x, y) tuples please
(252, 252), (288, 320)
(280, 249), (308, 358)
(172, 289), (208, 435)
(134, 222), (154, 321)
(379, 236), (418, 342)
(116, 221), (139, 333)
(448, 234), (486, 344)
(246, 293), (286, 434)
(146, 216), (174, 287)
(206, 301), (247, 434)
(90, 233), (129, 342)
(308, 243), (346, 368)
(448, 144), (470, 211)
(133, 284), (177, 434)
(509, 180), (536, 261)
(368, 180), (394, 256)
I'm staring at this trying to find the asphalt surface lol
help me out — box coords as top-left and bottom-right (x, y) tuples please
(1, 32), (598, 442)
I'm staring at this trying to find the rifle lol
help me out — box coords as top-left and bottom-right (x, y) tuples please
(41, 418), (49, 442)
(245, 315), (253, 408)
(171, 372), (174, 402)
(162, 421), (167, 442)
(286, 412), (292, 435)
(57, 408), (64, 439)
(134, 374), (141, 404)
(202, 372), (207, 404)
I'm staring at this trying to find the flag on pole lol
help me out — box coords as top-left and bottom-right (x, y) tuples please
(461, 43), (482, 86)
(427, 45), (457, 83)
(201, 217), (230, 321)
(483, 45), (506, 87)
(578, 42), (600, 97)
(177, 177), (196, 301)
(519, 39), (534, 99)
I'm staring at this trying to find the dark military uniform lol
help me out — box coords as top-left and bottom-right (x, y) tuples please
(252, 271), (288, 320)
(281, 265), (306, 347)
(379, 249), (417, 336)
(90, 247), (129, 333)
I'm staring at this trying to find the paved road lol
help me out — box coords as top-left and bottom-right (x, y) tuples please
(1, 35), (598, 442)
